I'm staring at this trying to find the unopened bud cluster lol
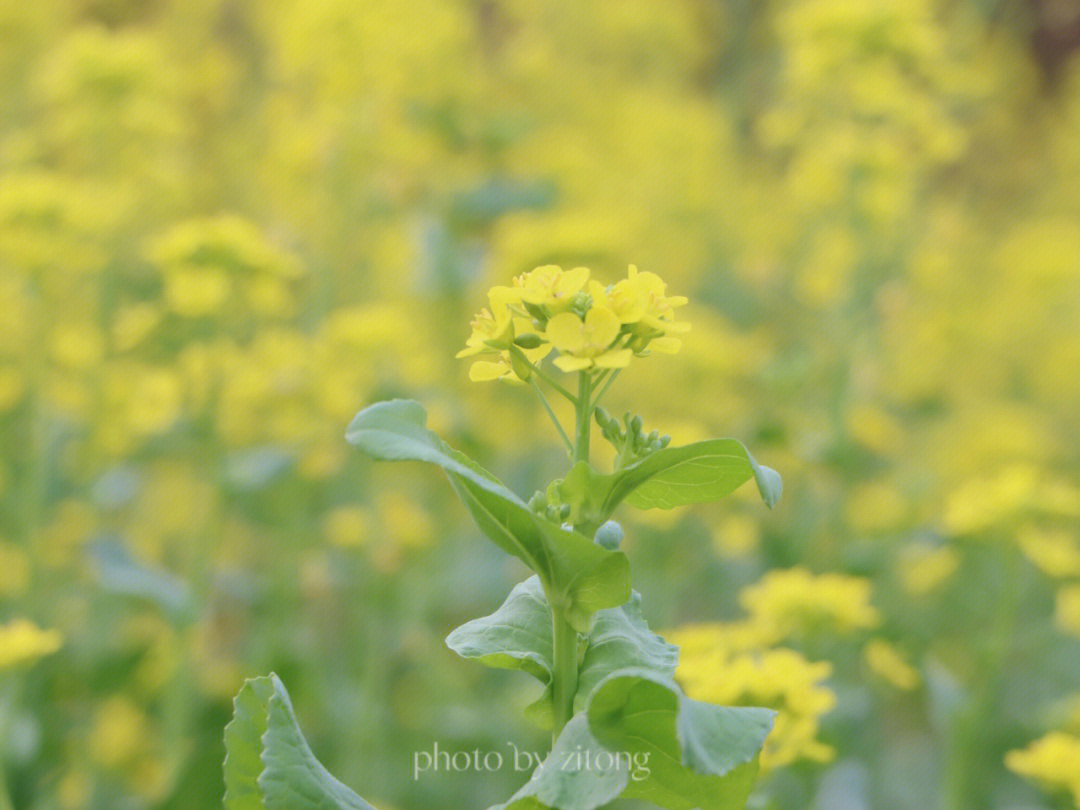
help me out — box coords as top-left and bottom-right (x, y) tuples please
(595, 408), (670, 467)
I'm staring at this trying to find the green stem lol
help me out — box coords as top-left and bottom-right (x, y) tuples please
(574, 372), (592, 464)
(592, 367), (621, 407)
(550, 601), (579, 740)
(509, 347), (576, 402)
(548, 372), (599, 743)
(528, 376), (574, 455)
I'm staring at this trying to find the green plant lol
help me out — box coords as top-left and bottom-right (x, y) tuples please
(221, 265), (782, 810)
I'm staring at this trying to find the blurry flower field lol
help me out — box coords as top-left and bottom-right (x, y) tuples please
(2, 1), (1080, 809)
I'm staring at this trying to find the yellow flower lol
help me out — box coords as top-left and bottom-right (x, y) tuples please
(457, 285), (550, 382)
(545, 305), (631, 372)
(669, 622), (838, 771)
(456, 286), (520, 358)
(513, 265), (589, 311)
(1006, 732), (1080, 806)
(864, 639), (920, 690)
(465, 339), (551, 383)
(1056, 585), (1080, 637)
(738, 567), (881, 638)
(0, 619), (63, 670)
(625, 265), (690, 334)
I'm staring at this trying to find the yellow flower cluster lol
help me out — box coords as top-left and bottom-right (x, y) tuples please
(0, 618), (62, 671)
(458, 265), (688, 382)
(667, 566), (888, 772)
(1006, 732), (1080, 806)
(669, 623), (836, 770)
(737, 567), (881, 639)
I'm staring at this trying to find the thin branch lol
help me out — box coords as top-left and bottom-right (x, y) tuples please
(592, 367), (621, 406)
(528, 376), (574, 455)
(510, 346), (576, 402)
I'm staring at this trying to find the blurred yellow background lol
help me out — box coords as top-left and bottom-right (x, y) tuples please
(2, 1), (1080, 808)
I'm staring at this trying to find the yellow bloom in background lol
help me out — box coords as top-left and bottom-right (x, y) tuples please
(0, 618), (63, 670)
(738, 567), (881, 638)
(1006, 732), (1080, 806)
(89, 695), (151, 770)
(1055, 585), (1080, 637)
(0, 540), (31, 598)
(864, 639), (920, 691)
(897, 543), (961, 596)
(670, 623), (837, 771)
(323, 505), (373, 548)
(545, 305), (630, 372)
(1016, 525), (1080, 579)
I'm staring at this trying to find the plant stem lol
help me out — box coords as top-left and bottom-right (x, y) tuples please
(592, 367), (620, 407)
(548, 372), (599, 743)
(509, 347), (576, 402)
(550, 601), (579, 740)
(528, 376), (574, 455)
(574, 372), (592, 464)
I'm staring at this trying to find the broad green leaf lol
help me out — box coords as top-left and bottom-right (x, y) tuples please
(447, 582), (679, 726)
(574, 593), (679, 712)
(224, 674), (376, 810)
(611, 440), (781, 512)
(586, 669), (775, 810)
(347, 400), (630, 629)
(489, 715), (628, 810)
(446, 576), (553, 684)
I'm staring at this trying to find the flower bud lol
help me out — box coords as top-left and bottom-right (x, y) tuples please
(559, 503), (571, 520)
(630, 415), (643, 435)
(595, 407), (614, 433)
(569, 291), (593, 318)
(528, 491), (547, 512)
(593, 520), (624, 550)
(659, 435), (671, 448)
(513, 333), (545, 349)
(509, 349), (532, 380)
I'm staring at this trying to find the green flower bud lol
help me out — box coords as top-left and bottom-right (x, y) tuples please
(630, 414), (643, 435)
(594, 406), (612, 428)
(509, 349), (532, 380)
(523, 301), (548, 321)
(569, 291), (593, 318)
(513, 332), (545, 349)
(593, 520), (624, 550)
(559, 503), (571, 520)
(528, 491), (547, 512)
(659, 435), (671, 448)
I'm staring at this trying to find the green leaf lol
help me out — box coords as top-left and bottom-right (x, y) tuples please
(446, 576), (553, 684)
(347, 400), (630, 628)
(574, 593), (679, 712)
(224, 674), (376, 810)
(489, 715), (628, 810)
(611, 440), (782, 512)
(586, 669), (775, 810)
(447, 581), (679, 726)
(491, 670), (773, 810)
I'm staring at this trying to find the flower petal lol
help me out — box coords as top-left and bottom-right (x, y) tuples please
(594, 348), (633, 368)
(469, 360), (509, 381)
(553, 354), (593, 372)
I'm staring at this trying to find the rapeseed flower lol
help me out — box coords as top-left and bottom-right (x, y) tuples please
(545, 306), (631, 371)
(1006, 732), (1080, 806)
(0, 618), (63, 670)
(459, 264), (689, 381)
